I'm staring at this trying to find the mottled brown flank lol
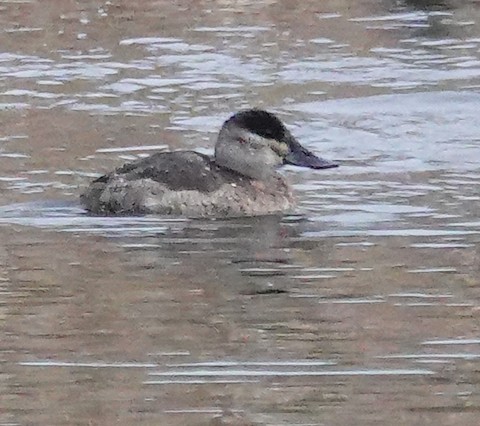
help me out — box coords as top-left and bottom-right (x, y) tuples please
(111, 151), (238, 193)
(80, 151), (295, 217)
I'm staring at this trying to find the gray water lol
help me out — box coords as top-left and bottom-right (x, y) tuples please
(1, 1), (480, 425)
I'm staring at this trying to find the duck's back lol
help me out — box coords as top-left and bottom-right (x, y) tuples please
(80, 151), (294, 217)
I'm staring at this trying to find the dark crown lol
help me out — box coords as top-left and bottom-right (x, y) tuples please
(228, 109), (287, 141)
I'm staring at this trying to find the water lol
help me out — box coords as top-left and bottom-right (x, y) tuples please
(1, 0), (480, 425)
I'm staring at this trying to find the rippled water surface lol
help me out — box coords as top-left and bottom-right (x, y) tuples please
(1, 1), (480, 425)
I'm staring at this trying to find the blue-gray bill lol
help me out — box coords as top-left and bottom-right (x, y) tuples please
(284, 141), (338, 169)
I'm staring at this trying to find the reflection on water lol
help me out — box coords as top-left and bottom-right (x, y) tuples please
(1, 0), (480, 425)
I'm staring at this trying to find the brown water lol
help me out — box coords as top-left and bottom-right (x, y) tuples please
(1, 0), (480, 425)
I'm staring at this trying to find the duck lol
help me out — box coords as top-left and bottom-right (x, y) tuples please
(80, 109), (338, 217)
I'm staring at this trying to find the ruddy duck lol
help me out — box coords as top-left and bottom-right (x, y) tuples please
(81, 109), (338, 217)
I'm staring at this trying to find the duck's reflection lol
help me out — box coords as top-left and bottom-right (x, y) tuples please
(118, 214), (336, 295)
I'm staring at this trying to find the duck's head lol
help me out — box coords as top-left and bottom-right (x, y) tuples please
(214, 109), (338, 181)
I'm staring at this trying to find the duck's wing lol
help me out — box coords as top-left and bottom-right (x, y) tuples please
(96, 151), (239, 193)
